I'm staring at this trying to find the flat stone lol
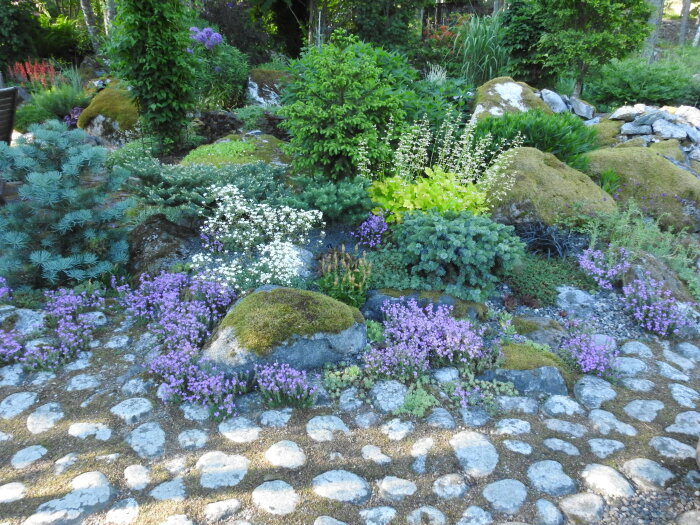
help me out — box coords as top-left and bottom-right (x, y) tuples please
(621, 458), (675, 491)
(180, 403), (209, 422)
(307, 415), (351, 441)
(503, 440), (532, 455)
(589, 409), (637, 436)
(381, 418), (414, 440)
(0, 364), (25, 387)
(377, 476), (417, 502)
(528, 460), (577, 497)
(178, 429), (208, 450)
(121, 379), (150, 396)
(558, 493), (604, 523)
(219, 416), (261, 443)
(621, 378), (655, 392)
(544, 438), (580, 456)
(433, 473), (467, 500)
(656, 361), (689, 381)
(339, 387), (363, 411)
(665, 411), (700, 437)
(370, 380), (407, 413)
(545, 419), (587, 438)
(653, 119), (687, 139)
(612, 356), (647, 377)
(676, 342), (700, 362)
(360, 506), (396, 525)
(574, 376), (616, 409)
(265, 440), (306, 469)
(105, 335), (129, 349)
(110, 398), (153, 424)
(557, 286), (595, 316)
(426, 407), (455, 429)
(0, 482), (26, 503)
(159, 516), (193, 525)
(312, 470), (371, 504)
(355, 411), (380, 429)
(55, 453), (78, 475)
(105, 498), (139, 525)
(541, 89), (568, 113)
(203, 499), (241, 523)
(494, 418), (531, 435)
(252, 480), (299, 515)
(196, 451), (249, 488)
(407, 506), (446, 525)
(570, 97), (595, 119)
(362, 445), (391, 465)
(482, 479), (527, 514)
(542, 395), (584, 417)
(0, 430), (11, 441)
(259, 408), (292, 427)
(621, 122), (652, 135)
(10, 308), (45, 336)
(12, 445), (47, 469)
(582, 463), (634, 499)
(66, 374), (100, 391)
(27, 402), (64, 433)
(677, 510), (700, 525)
(64, 352), (92, 371)
(609, 105), (643, 121)
(669, 383), (699, 408)
(649, 436), (695, 459)
(69, 422), (111, 441)
(588, 439), (625, 459)
(124, 465), (150, 491)
(433, 367), (459, 383)
(23, 471), (113, 525)
(0, 391), (37, 419)
(450, 431), (499, 478)
(456, 505), (493, 525)
(620, 341), (653, 358)
(496, 396), (538, 414)
(535, 499), (564, 525)
(663, 348), (695, 371)
(149, 478), (185, 501)
(623, 400), (664, 422)
(126, 422), (165, 459)
(460, 406), (491, 426)
(314, 518), (348, 525)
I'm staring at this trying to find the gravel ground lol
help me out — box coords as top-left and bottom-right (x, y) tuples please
(601, 482), (700, 525)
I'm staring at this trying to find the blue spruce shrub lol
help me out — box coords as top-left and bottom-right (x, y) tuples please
(0, 120), (132, 286)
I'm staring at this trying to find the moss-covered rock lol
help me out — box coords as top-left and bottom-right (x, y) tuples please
(649, 139), (685, 162)
(181, 133), (289, 166)
(77, 86), (138, 131)
(202, 287), (366, 371)
(615, 137), (647, 149)
(585, 147), (700, 230)
(592, 119), (623, 146)
(472, 76), (551, 120)
(501, 342), (576, 387)
(493, 147), (616, 225)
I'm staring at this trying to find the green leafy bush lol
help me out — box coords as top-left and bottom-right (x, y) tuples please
(451, 14), (511, 86)
(394, 384), (439, 417)
(284, 175), (374, 225)
(387, 210), (524, 301)
(0, 0), (39, 70)
(33, 14), (88, 63)
(14, 104), (54, 133)
(474, 110), (599, 171)
(191, 37), (249, 109)
(0, 121), (131, 286)
(317, 248), (371, 308)
(233, 105), (266, 131)
(106, 139), (158, 170)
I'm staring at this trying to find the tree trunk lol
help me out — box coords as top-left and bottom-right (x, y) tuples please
(493, 0), (503, 13)
(643, 0), (664, 62)
(103, 0), (116, 36)
(694, 18), (700, 46)
(572, 62), (588, 98)
(80, 0), (101, 53)
(679, 0), (692, 45)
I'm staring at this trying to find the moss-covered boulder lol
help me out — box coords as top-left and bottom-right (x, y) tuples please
(77, 86), (138, 147)
(585, 147), (700, 230)
(492, 147), (616, 226)
(181, 133), (289, 167)
(500, 342), (576, 389)
(592, 119), (623, 146)
(648, 139), (685, 162)
(202, 287), (366, 371)
(472, 76), (551, 120)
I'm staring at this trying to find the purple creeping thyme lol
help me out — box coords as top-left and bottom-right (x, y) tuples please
(0, 329), (22, 364)
(0, 277), (10, 301)
(352, 211), (388, 249)
(621, 276), (690, 337)
(255, 362), (318, 408)
(363, 299), (485, 380)
(451, 383), (485, 408)
(560, 319), (619, 376)
(578, 246), (630, 290)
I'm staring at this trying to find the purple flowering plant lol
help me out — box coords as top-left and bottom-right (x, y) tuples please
(189, 27), (223, 50)
(255, 362), (318, 408)
(0, 277), (11, 302)
(352, 211), (388, 249)
(63, 107), (84, 128)
(559, 319), (619, 376)
(578, 245), (630, 290)
(621, 275), (690, 337)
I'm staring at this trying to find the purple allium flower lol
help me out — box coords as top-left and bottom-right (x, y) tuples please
(255, 362), (318, 408)
(560, 319), (619, 376)
(621, 275), (690, 337)
(189, 26), (223, 50)
(352, 211), (388, 249)
(578, 246), (630, 290)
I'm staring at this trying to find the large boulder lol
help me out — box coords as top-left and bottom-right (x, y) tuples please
(472, 77), (551, 120)
(128, 214), (196, 277)
(202, 287), (366, 372)
(584, 147), (700, 231)
(492, 147), (616, 226)
(77, 86), (138, 147)
(180, 133), (289, 167)
(591, 119), (623, 146)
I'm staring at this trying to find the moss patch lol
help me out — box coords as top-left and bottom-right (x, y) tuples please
(181, 133), (289, 166)
(512, 317), (539, 335)
(649, 139), (685, 162)
(377, 289), (488, 321)
(222, 287), (364, 355)
(495, 147), (616, 225)
(501, 342), (577, 386)
(585, 147), (700, 230)
(592, 119), (623, 146)
(473, 76), (551, 120)
(77, 86), (138, 131)
(615, 137), (647, 149)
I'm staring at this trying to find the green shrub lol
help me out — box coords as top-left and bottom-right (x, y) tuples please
(191, 38), (249, 109)
(284, 175), (374, 225)
(33, 14), (88, 63)
(0, 0), (39, 70)
(233, 105), (266, 131)
(394, 384), (439, 417)
(366, 320), (385, 343)
(474, 110), (599, 171)
(106, 139), (158, 170)
(14, 104), (54, 133)
(451, 15), (511, 86)
(317, 248), (372, 308)
(386, 210), (524, 301)
(31, 82), (91, 119)
(0, 121), (131, 287)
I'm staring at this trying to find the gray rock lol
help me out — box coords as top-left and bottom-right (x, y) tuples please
(542, 395), (584, 417)
(406, 506), (446, 525)
(432, 367), (459, 383)
(621, 122), (653, 135)
(126, 422), (165, 459)
(621, 458), (675, 491)
(121, 379), (150, 396)
(265, 440), (306, 469)
(612, 356), (647, 377)
(219, 416), (261, 443)
(339, 387), (363, 411)
(314, 518), (348, 525)
(124, 465), (150, 491)
(9, 308), (45, 336)
(79, 311), (107, 327)
(544, 438), (580, 456)
(665, 411), (700, 437)
(649, 436), (695, 459)
(149, 478), (185, 501)
(656, 360), (689, 381)
(377, 476), (417, 501)
(503, 440), (532, 455)
(177, 429), (208, 450)
(105, 498), (139, 525)
(545, 418), (587, 438)
(652, 119), (687, 139)
(541, 89), (568, 113)
(0, 391), (37, 419)
(663, 348), (695, 371)
(23, 471), (113, 525)
(482, 479), (527, 514)
(12, 445), (47, 469)
(259, 408), (292, 427)
(676, 342), (700, 362)
(450, 431), (499, 478)
(312, 470), (371, 504)
(0, 364), (25, 387)
(359, 506), (396, 525)
(621, 378), (655, 392)
(55, 453), (78, 475)
(460, 406), (491, 426)
(623, 400), (664, 422)
(69, 422), (111, 441)
(370, 380), (407, 413)
(557, 286), (595, 316)
(381, 418), (414, 440)
(203, 499), (241, 523)
(27, 402), (64, 433)
(425, 407), (455, 429)
(66, 374), (100, 391)
(535, 499), (564, 525)
(307, 415), (351, 441)
(678, 511), (700, 525)
(669, 383), (699, 408)
(64, 352), (91, 372)
(252, 480), (299, 515)
(355, 411), (380, 429)
(159, 516), (194, 525)
(609, 106), (643, 121)
(570, 98), (595, 119)
(589, 409), (637, 436)
(0, 482), (26, 503)
(362, 445), (391, 465)
(620, 341), (653, 358)
(110, 398), (153, 424)
(588, 439), (625, 459)
(634, 110), (673, 126)
(581, 463), (634, 499)
(494, 418), (531, 435)
(558, 493), (604, 523)
(574, 376), (616, 409)
(196, 451), (249, 488)
(528, 460), (577, 497)
(456, 505), (493, 525)
(496, 396), (539, 414)
(105, 335), (130, 350)
(481, 367), (567, 396)
(432, 473), (467, 500)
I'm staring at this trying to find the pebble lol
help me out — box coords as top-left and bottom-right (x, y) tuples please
(252, 480), (299, 515)
(0, 391), (37, 419)
(55, 453), (78, 475)
(432, 473), (467, 500)
(380, 418), (414, 440)
(219, 416), (261, 443)
(656, 360), (690, 381)
(66, 374), (100, 391)
(370, 380), (407, 413)
(621, 378), (655, 392)
(450, 431), (499, 478)
(669, 383), (700, 408)
(460, 406), (491, 426)
(456, 505), (493, 525)
(544, 438), (580, 456)
(149, 478), (186, 501)
(589, 409), (637, 436)
(620, 341), (653, 358)
(581, 463), (635, 499)
(535, 499), (564, 525)
(425, 407), (455, 429)
(407, 506), (446, 525)
(312, 470), (371, 504)
(26, 402), (64, 433)
(126, 422), (165, 459)
(12, 445), (47, 469)
(259, 408), (292, 427)
(544, 418), (587, 438)
(496, 395), (539, 414)
(665, 411), (700, 437)
(177, 429), (208, 450)
(542, 395), (584, 417)
(663, 348), (695, 371)
(110, 397), (153, 424)
(623, 399), (665, 422)
(558, 493), (605, 523)
(265, 440), (306, 469)
(482, 478), (527, 514)
(362, 445), (391, 465)
(649, 436), (696, 459)
(124, 465), (150, 491)
(196, 451), (249, 488)
(621, 458), (675, 491)
(69, 422), (112, 441)
(612, 356), (648, 377)
(307, 415), (351, 441)
(574, 375), (617, 409)
(203, 499), (241, 523)
(588, 438), (625, 459)
(377, 476), (417, 501)
(0, 482), (26, 503)
(494, 418), (531, 435)
(180, 403), (209, 422)
(527, 460), (577, 497)
(360, 506), (396, 525)
(105, 498), (139, 525)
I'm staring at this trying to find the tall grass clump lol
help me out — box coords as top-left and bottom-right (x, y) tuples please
(451, 15), (511, 86)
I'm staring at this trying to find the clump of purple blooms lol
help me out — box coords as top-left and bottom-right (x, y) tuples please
(352, 211), (388, 249)
(621, 275), (690, 337)
(0, 329), (22, 364)
(255, 362), (318, 408)
(363, 299), (485, 380)
(189, 26), (223, 50)
(578, 246), (630, 289)
(451, 383), (484, 408)
(0, 277), (11, 301)
(560, 319), (619, 376)
(63, 107), (83, 127)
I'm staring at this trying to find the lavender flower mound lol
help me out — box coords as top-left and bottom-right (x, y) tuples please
(578, 246), (630, 289)
(0, 276), (10, 301)
(0, 329), (22, 364)
(352, 211), (388, 248)
(363, 299), (485, 381)
(189, 26), (223, 49)
(560, 319), (619, 376)
(622, 276), (690, 337)
(63, 107), (83, 127)
(452, 383), (485, 408)
(255, 362), (318, 408)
